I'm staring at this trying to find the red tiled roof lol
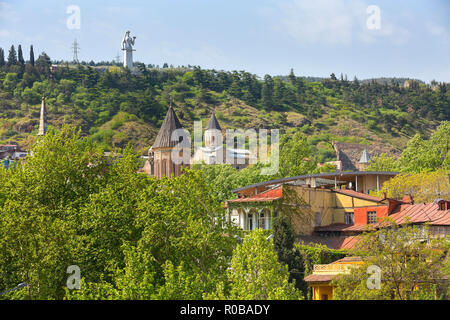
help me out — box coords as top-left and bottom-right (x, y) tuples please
(304, 274), (335, 283)
(296, 235), (360, 250)
(314, 223), (376, 233)
(227, 187), (282, 204)
(333, 189), (384, 202)
(314, 202), (450, 233)
(379, 203), (450, 227)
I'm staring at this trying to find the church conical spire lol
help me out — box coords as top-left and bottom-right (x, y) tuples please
(205, 111), (221, 131)
(359, 148), (370, 164)
(38, 96), (47, 136)
(152, 106), (183, 148)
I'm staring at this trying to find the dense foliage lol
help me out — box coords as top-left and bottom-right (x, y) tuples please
(333, 223), (449, 300)
(366, 121), (450, 173)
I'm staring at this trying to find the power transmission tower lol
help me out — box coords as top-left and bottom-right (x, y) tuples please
(71, 38), (80, 64)
(115, 51), (121, 65)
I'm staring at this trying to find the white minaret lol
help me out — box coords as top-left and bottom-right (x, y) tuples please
(121, 31), (136, 69)
(38, 96), (47, 136)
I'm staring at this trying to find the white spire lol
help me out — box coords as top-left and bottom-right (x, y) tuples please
(38, 96), (47, 136)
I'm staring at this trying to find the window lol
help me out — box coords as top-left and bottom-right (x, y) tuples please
(258, 212), (266, 230)
(247, 213), (253, 230)
(367, 211), (377, 224)
(314, 212), (321, 226)
(345, 212), (354, 225)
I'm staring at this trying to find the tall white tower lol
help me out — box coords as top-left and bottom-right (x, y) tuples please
(121, 31), (136, 69)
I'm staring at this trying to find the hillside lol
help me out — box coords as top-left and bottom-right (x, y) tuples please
(0, 57), (449, 163)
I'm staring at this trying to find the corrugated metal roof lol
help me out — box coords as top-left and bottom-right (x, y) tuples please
(152, 107), (184, 148)
(232, 171), (399, 193)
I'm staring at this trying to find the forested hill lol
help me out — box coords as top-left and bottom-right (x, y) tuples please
(0, 50), (449, 162)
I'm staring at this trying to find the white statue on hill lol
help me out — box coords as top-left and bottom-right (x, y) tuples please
(121, 31), (136, 69)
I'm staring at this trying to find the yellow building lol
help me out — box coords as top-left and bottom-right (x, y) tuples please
(304, 256), (364, 300)
(226, 176), (390, 236)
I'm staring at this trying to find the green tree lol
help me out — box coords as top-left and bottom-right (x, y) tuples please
(7, 45), (17, 66)
(3, 73), (19, 91)
(366, 153), (398, 171)
(333, 222), (447, 300)
(17, 45), (25, 65)
(273, 215), (307, 294)
(207, 229), (303, 300)
(0, 48), (5, 67)
(288, 68), (296, 85)
(277, 131), (317, 178)
(0, 126), (108, 299)
(261, 74), (274, 109)
(29, 45), (35, 66)
(35, 52), (51, 74)
(376, 170), (450, 203)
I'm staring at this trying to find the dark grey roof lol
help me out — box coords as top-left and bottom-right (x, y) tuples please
(232, 171), (399, 193)
(205, 112), (221, 131)
(152, 107), (183, 148)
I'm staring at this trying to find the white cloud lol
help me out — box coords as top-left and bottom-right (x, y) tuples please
(265, 0), (411, 46)
(0, 1), (19, 23)
(426, 21), (450, 43)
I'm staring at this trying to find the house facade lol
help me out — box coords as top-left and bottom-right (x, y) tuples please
(226, 171), (397, 237)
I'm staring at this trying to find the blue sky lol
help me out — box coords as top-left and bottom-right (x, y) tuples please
(1, 0), (449, 82)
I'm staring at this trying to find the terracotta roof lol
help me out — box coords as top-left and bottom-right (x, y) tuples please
(315, 202), (450, 234)
(227, 187), (282, 204)
(304, 274), (335, 283)
(379, 203), (450, 227)
(152, 107), (184, 148)
(333, 189), (384, 202)
(205, 112), (221, 131)
(314, 223), (376, 233)
(296, 235), (360, 250)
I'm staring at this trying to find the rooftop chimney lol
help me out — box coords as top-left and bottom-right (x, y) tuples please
(402, 194), (414, 204)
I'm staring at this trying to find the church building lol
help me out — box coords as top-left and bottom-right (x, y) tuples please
(148, 106), (190, 179)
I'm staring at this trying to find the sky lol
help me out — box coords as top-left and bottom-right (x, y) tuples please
(0, 0), (449, 83)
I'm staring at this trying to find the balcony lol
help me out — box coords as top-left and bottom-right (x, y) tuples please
(312, 263), (359, 275)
